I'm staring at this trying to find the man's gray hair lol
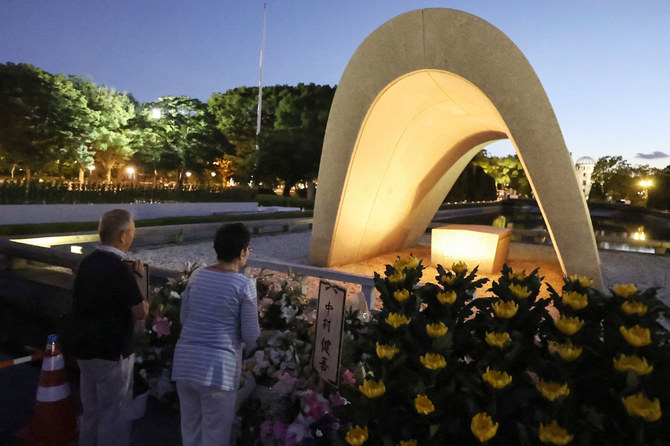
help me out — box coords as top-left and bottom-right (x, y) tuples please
(99, 209), (133, 244)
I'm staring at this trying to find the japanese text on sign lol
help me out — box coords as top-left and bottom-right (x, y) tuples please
(313, 280), (346, 386)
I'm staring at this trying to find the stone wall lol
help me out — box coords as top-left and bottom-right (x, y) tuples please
(0, 202), (258, 224)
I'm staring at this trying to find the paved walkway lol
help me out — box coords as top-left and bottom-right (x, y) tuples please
(0, 352), (180, 446)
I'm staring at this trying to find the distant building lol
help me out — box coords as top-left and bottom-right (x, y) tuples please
(574, 156), (595, 198)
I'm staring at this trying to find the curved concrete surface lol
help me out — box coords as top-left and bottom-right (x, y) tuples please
(310, 8), (602, 288)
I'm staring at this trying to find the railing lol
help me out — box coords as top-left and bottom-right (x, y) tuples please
(0, 238), (378, 309)
(245, 258), (377, 310)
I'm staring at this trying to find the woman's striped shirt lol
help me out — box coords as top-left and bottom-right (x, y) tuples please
(171, 267), (260, 390)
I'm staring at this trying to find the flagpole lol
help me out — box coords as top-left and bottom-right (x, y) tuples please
(256, 1), (267, 151)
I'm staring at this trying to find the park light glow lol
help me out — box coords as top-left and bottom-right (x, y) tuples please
(185, 171), (192, 178)
(431, 224), (511, 274)
(639, 180), (652, 188)
(211, 171), (216, 177)
(126, 167), (135, 175)
(87, 165), (95, 172)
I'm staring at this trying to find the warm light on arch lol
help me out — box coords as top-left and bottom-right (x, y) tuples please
(310, 8), (603, 288)
(332, 69), (509, 264)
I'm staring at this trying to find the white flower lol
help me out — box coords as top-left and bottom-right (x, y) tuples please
(281, 305), (299, 323)
(286, 413), (313, 443)
(170, 290), (181, 299)
(269, 349), (282, 365)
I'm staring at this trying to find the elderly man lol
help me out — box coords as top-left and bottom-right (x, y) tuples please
(71, 209), (148, 446)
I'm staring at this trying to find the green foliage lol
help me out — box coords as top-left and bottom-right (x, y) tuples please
(647, 167), (670, 211)
(473, 152), (531, 196)
(0, 180), (256, 205)
(138, 96), (232, 185)
(445, 162), (497, 202)
(257, 193), (314, 210)
(0, 63), (62, 177)
(208, 84), (335, 190)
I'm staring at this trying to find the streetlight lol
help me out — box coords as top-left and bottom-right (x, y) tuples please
(639, 179), (652, 207)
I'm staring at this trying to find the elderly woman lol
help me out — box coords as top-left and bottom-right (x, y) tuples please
(171, 223), (260, 446)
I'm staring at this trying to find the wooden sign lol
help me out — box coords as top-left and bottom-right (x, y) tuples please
(313, 280), (347, 386)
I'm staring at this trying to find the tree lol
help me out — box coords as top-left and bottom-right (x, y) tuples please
(646, 165), (670, 211)
(445, 163), (497, 202)
(256, 83), (335, 195)
(208, 86), (267, 184)
(71, 79), (136, 183)
(139, 96), (232, 186)
(474, 152), (531, 196)
(50, 74), (97, 181)
(0, 63), (59, 180)
(591, 156), (634, 202)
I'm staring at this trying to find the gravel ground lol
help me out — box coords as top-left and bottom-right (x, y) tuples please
(130, 230), (670, 307)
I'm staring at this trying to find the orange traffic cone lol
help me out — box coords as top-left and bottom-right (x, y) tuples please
(19, 334), (78, 446)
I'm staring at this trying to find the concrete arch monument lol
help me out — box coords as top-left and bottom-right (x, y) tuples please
(310, 8), (603, 287)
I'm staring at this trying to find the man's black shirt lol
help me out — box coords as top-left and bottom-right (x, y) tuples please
(71, 249), (144, 360)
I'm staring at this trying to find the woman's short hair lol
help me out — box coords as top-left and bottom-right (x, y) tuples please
(214, 223), (251, 262)
(99, 209), (133, 244)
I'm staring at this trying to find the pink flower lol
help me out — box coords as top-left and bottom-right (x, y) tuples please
(329, 393), (347, 407)
(301, 390), (329, 419)
(272, 421), (287, 441)
(259, 420), (273, 439)
(152, 316), (172, 338)
(274, 372), (298, 394)
(342, 369), (356, 386)
(285, 414), (312, 445)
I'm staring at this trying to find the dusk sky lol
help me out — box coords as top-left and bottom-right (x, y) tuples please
(2, 0), (669, 169)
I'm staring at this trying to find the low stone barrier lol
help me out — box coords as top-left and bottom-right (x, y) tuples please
(0, 202), (258, 225)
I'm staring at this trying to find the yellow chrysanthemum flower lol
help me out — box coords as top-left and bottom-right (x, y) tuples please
(436, 290), (457, 305)
(613, 354), (654, 375)
(375, 342), (399, 360)
(346, 425), (369, 446)
(619, 325), (652, 347)
(420, 353), (447, 370)
(548, 341), (582, 361)
(621, 393), (662, 422)
(426, 322), (448, 338)
(621, 301), (648, 316)
(539, 420), (574, 445)
(492, 300), (519, 319)
(393, 289), (410, 303)
(393, 256), (420, 272)
(508, 270), (527, 281)
(440, 274), (457, 286)
(358, 379), (386, 399)
(470, 412), (498, 443)
(561, 291), (588, 310)
(482, 367), (512, 389)
(536, 380), (570, 402)
(509, 283), (532, 299)
(399, 440), (417, 446)
(568, 274), (593, 288)
(414, 394), (435, 415)
(614, 283), (637, 299)
(485, 331), (511, 349)
(385, 313), (411, 329)
(452, 261), (468, 275)
(388, 271), (406, 284)
(554, 315), (584, 336)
